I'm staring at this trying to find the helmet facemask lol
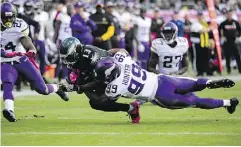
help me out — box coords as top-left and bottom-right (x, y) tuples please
(60, 44), (79, 68)
(1, 11), (16, 28)
(161, 29), (177, 44)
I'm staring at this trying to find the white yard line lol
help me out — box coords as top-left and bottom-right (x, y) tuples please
(19, 116), (241, 120)
(2, 132), (241, 136)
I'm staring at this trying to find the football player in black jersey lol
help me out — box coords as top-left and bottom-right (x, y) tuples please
(58, 37), (140, 123)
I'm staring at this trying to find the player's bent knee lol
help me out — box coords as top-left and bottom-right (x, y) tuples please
(89, 100), (103, 110)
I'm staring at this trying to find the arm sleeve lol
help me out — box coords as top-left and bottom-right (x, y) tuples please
(101, 16), (115, 41)
(236, 21), (241, 37)
(101, 25), (115, 41)
(86, 18), (97, 31)
(150, 40), (158, 54)
(28, 17), (40, 34)
(70, 17), (90, 33)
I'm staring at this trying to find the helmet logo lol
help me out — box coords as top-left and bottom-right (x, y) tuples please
(5, 12), (13, 16)
(105, 64), (116, 78)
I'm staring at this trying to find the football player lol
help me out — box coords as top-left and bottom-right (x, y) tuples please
(58, 37), (140, 123)
(94, 50), (239, 123)
(148, 22), (189, 75)
(0, 2), (68, 122)
(53, 4), (73, 83)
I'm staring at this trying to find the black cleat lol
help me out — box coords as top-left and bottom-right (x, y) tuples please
(2, 109), (17, 122)
(207, 78), (235, 89)
(226, 98), (239, 114)
(56, 89), (69, 101)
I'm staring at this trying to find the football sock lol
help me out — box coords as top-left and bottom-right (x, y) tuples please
(46, 84), (58, 93)
(4, 99), (14, 111)
(223, 100), (231, 106)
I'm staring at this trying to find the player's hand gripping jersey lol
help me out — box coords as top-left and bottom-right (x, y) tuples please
(1, 18), (29, 63)
(105, 51), (158, 100)
(151, 37), (188, 74)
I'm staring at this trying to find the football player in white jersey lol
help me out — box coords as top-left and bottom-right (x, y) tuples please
(53, 4), (73, 83)
(33, 0), (50, 77)
(94, 50), (239, 123)
(148, 22), (189, 75)
(133, 7), (152, 70)
(0, 2), (68, 122)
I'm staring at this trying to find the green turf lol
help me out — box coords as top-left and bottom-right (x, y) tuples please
(1, 82), (241, 146)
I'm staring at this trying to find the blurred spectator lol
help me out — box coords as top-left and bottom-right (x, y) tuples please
(171, 10), (184, 37)
(190, 11), (213, 76)
(90, 3), (115, 50)
(194, 0), (206, 11)
(70, 1), (97, 45)
(105, 2), (121, 48)
(219, 9), (241, 74)
(150, 8), (164, 39)
(215, 0), (227, 13)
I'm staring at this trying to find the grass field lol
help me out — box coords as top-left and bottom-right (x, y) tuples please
(1, 81), (241, 146)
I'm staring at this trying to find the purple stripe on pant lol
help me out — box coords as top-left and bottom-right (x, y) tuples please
(154, 75), (223, 109)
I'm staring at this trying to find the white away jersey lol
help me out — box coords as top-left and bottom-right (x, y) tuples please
(1, 18), (29, 62)
(151, 37), (188, 74)
(134, 16), (151, 42)
(105, 51), (158, 101)
(56, 13), (72, 41)
(34, 11), (49, 41)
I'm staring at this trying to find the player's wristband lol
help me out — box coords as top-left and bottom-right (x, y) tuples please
(25, 51), (36, 58)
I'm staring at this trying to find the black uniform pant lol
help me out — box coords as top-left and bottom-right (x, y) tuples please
(93, 40), (112, 51)
(223, 41), (241, 74)
(193, 44), (212, 76)
(111, 35), (119, 48)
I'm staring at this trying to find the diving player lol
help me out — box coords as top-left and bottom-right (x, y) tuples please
(58, 37), (140, 123)
(94, 50), (239, 123)
(0, 2), (68, 122)
(148, 22), (189, 75)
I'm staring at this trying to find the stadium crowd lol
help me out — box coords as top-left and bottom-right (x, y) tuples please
(2, 0), (241, 91)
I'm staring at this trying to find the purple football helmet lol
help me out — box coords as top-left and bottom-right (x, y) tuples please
(94, 57), (121, 83)
(1, 2), (17, 28)
(160, 22), (178, 44)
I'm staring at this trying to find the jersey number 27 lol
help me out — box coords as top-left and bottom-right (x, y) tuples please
(163, 55), (182, 68)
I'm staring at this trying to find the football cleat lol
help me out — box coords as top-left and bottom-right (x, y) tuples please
(2, 109), (17, 122)
(226, 98), (239, 114)
(128, 102), (140, 124)
(207, 78), (235, 89)
(56, 89), (69, 101)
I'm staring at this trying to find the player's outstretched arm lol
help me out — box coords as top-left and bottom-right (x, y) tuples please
(19, 36), (37, 57)
(85, 91), (110, 102)
(108, 48), (128, 56)
(147, 51), (160, 74)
